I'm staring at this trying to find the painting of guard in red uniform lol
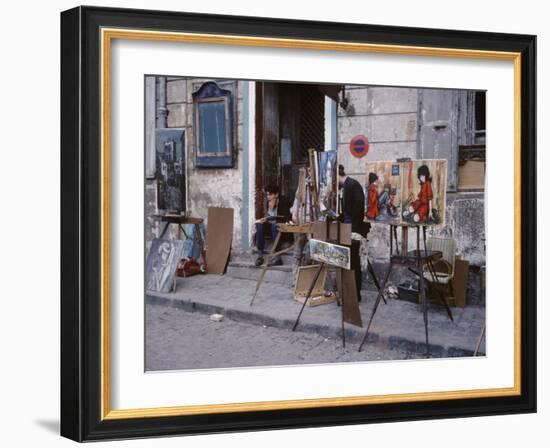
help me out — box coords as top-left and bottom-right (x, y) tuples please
(401, 159), (447, 227)
(364, 161), (402, 225)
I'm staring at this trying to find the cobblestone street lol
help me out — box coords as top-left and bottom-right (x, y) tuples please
(146, 273), (485, 367)
(146, 303), (414, 371)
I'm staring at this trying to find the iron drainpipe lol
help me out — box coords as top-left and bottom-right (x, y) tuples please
(156, 76), (168, 128)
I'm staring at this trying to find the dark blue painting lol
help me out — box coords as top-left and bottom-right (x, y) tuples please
(156, 128), (186, 213)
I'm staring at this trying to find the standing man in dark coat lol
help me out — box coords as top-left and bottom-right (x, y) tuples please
(338, 165), (370, 300)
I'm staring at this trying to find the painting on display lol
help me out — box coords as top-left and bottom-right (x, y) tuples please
(401, 159), (447, 227)
(156, 128), (186, 214)
(309, 238), (350, 270)
(293, 167), (316, 225)
(363, 159), (447, 227)
(364, 161), (403, 225)
(145, 239), (185, 293)
(317, 151), (338, 217)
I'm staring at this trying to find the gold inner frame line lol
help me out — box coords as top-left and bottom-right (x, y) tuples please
(100, 27), (522, 421)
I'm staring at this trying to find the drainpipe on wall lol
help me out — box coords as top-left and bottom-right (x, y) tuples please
(155, 76), (168, 238)
(156, 76), (168, 128)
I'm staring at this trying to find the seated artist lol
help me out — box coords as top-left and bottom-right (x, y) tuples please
(253, 185), (291, 267)
(338, 165), (370, 301)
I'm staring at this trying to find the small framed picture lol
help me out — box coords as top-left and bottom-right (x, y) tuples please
(61, 6), (536, 441)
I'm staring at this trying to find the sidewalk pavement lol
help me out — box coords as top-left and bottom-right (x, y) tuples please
(146, 271), (486, 358)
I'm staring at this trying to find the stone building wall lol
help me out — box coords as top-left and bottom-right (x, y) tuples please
(145, 77), (246, 251)
(145, 80), (485, 270)
(336, 86), (485, 267)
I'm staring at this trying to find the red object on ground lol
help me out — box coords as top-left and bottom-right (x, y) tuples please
(177, 258), (202, 277)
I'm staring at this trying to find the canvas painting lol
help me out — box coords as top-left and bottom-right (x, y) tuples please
(401, 159), (447, 227)
(156, 129), (186, 214)
(309, 238), (351, 270)
(317, 151), (338, 217)
(364, 161), (403, 225)
(145, 239), (185, 292)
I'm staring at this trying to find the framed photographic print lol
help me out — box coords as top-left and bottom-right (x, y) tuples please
(60, 5), (536, 442)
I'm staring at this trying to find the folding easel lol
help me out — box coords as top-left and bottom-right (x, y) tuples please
(358, 224), (453, 356)
(292, 218), (362, 348)
(250, 165), (317, 306)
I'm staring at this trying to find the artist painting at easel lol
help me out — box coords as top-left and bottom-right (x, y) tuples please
(338, 165), (370, 301)
(252, 185), (291, 267)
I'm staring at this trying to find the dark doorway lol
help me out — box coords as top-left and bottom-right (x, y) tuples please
(255, 82), (325, 218)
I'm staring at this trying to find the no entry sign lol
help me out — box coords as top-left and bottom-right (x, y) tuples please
(349, 135), (369, 158)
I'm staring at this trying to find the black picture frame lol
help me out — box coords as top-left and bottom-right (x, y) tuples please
(61, 5), (536, 442)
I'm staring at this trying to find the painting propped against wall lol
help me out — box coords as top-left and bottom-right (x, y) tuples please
(364, 159), (447, 227)
(145, 239), (185, 293)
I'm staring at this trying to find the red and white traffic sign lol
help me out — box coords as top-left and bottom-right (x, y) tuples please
(349, 135), (369, 158)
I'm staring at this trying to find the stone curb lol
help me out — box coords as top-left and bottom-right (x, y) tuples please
(146, 292), (478, 358)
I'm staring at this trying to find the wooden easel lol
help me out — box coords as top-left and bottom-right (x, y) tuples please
(358, 224), (453, 356)
(292, 218), (362, 348)
(250, 223), (312, 306)
(250, 170), (317, 306)
(474, 323), (486, 356)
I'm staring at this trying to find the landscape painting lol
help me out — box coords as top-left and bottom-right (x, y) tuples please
(309, 238), (351, 270)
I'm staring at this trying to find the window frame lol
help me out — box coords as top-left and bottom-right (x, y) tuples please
(192, 81), (235, 168)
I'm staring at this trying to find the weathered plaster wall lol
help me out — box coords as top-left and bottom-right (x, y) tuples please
(145, 80), (485, 269)
(439, 194), (485, 266)
(145, 77), (246, 252)
(337, 86), (485, 267)
(338, 86), (418, 176)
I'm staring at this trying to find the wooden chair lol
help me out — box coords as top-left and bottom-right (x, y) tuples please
(423, 237), (457, 302)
